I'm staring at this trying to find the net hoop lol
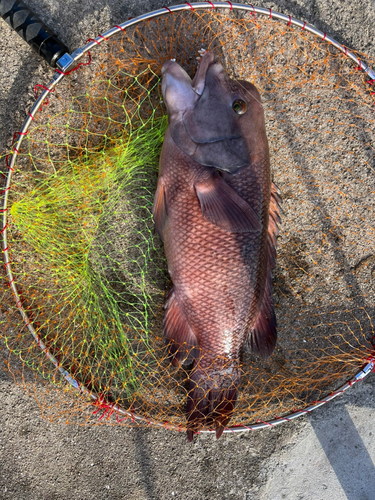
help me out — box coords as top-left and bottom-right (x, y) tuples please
(1, 2), (375, 435)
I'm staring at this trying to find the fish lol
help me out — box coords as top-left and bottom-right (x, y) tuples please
(153, 50), (281, 441)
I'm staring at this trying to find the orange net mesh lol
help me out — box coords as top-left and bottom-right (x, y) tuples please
(1, 9), (374, 430)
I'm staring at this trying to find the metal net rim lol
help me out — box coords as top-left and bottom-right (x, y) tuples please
(1, 1), (375, 435)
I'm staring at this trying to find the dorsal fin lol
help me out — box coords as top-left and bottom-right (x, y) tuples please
(246, 182), (281, 358)
(268, 182), (282, 268)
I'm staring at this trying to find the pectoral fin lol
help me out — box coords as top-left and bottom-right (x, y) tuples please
(152, 176), (167, 241)
(195, 174), (261, 233)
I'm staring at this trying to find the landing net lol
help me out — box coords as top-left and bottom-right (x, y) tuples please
(1, 4), (375, 432)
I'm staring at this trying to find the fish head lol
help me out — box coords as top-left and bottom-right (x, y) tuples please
(161, 51), (267, 174)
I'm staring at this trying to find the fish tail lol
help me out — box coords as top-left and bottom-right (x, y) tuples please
(186, 365), (240, 442)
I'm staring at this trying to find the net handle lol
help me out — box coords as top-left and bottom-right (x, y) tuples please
(1, 1), (374, 434)
(0, 0), (69, 67)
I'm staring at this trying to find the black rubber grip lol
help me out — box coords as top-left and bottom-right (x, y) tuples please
(0, 0), (69, 67)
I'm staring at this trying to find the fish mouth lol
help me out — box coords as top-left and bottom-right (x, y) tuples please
(161, 51), (217, 117)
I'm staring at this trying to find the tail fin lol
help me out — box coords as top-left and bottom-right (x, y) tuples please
(186, 365), (240, 442)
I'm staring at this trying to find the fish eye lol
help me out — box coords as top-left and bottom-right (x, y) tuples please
(232, 99), (247, 115)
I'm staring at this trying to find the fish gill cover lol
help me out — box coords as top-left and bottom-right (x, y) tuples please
(0, 9), (374, 430)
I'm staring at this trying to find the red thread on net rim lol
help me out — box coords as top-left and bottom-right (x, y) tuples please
(302, 21), (306, 30)
(366, 79), (375, 85)
(206, 0), (215, 8)
(356, 60), (362, 71)
(28, 111), (35, 121)
(249, 4), (257, 20)
(34, 84), (55, 106)
(93, 395), (116, 420)
(227, 1), (233, 10)
(12, 131), (28, 145)
(56, 52), (92, 75)
(288, 15), (292, 26)
(116, 414), (128, 423)
(256, 419), (274, 427)
(185, 2), (194, 11)
(5, 155), (14, 172)
(275, 416), (292, 423)
(86, 37), (101, 45)
(269, 8), (272, 18)
(163, 6), (172, 13)
(11, 131), (28, 155)
(322, 33), (327, 40)
(115, 24), (126, 32)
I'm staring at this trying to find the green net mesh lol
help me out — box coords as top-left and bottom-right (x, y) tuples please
(1, 9), (374, 430)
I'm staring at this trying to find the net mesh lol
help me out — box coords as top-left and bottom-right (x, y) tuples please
(1, 9), (375, 430)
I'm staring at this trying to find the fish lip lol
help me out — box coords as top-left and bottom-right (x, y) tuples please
(161, 59), (177, 76)
(191, 51), (216, 96)
(161, 60), (198, 117)
(161, 53), (216, 98)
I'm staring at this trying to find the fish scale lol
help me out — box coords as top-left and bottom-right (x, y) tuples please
(163, 145), (267, 363)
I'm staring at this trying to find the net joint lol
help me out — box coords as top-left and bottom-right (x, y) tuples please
(56, 51), (92, 75)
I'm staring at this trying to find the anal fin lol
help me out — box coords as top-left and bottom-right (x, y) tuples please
(163, 289), (199, 367)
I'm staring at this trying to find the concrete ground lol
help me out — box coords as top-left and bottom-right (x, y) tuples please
(1, 1), (375, 499)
